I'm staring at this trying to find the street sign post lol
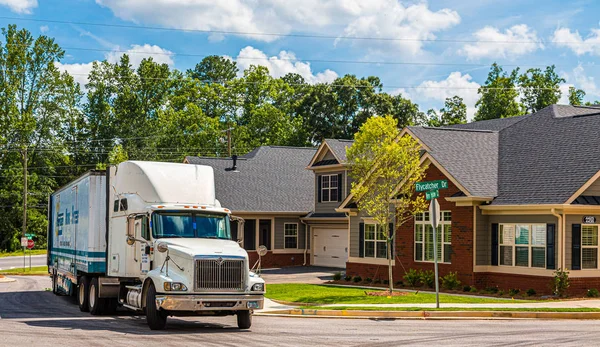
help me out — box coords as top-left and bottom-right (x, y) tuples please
(26, 239), (34, 270)
(429, 198), (441, 308)
(21, 237), (28, 247)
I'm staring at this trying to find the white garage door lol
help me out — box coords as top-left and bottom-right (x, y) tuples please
(313, 228), (348, 268)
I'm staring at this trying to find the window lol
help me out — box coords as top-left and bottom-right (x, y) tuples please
(582, 225), (598, 269)
(284, 223), (298, 249)
(414, 211), (451, 263)
(321, 174), (339, 202)
(364, 224), (387, 259)
(498, 224), (546, 268)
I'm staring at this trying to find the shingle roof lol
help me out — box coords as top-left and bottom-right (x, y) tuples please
(186, 146), (316, 212)
(324, 139), (354, 163)
(494, 105), (600, 204)
(411, 104), (600, 205)
(408, 127), (499, 197)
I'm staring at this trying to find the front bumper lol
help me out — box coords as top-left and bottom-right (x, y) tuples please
(155, 294), (264, 311)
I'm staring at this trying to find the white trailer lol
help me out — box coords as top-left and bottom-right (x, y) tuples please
(48, 161), (265, 330)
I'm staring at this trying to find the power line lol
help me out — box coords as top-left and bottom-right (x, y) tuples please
(0, 16), (591, 45)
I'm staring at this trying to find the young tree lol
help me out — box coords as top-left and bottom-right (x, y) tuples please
(474, 63), (522, 121)
(347, 115), (428, 291)
(519, 65), (565, 113)
(568, 87), (586, 106)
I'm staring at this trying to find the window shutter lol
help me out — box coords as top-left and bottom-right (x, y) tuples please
(389, 223), (394, 258)
(491, 223), (499, 266)
(337, 173), (343, 202)
(359, 222), (365, 258)
(317, 175), (322, 203)
(572, 224), (581, 270)
(546, 224), (556, 270)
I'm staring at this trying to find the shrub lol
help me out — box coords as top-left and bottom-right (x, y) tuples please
(373, 278), (381, 284)
(441, 272), (461, 290)
(551, 268), (570, 297)
(420, 270), (436, 288)
(352, 276), (362, 283)
(526, 288), (537, 296)
(469, 286), (478, 293)
(463, 285), (471, 292)
(587, 288), (599, 298)
(383, 279), (389, 285)
(333, 272), (342, 281)
(498, 290), (505, 296)
(508, 288), (520, 296)
(395, 281), (404, 287)
(485, 287), (499, 294)
(403, 269), (421, 287)
(364, 277), (372, 284)
(344, 275), (352, 282)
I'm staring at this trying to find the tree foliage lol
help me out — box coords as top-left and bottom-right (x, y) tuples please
(519, 65), (565, 113)
(474, 63), (522, 121)
(427, 96), (467, 127)
(347, 115), (428, 291)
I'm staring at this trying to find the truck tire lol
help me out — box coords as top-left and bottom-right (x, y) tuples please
(146, 283), (167, 330)
(89, 277), (105, 315)
(78, 276), (90, 312)
(237, 310), (252, 329)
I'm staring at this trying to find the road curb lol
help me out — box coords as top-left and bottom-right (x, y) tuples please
(257, 309), (600, 320)
(0, 276), (16, 283)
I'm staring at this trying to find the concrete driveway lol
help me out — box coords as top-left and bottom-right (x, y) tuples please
(259, 266), (342, 284)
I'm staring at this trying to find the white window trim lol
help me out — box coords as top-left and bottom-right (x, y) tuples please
(284, 223), (299, 249)
(321, 174), (339, 203)
(581, 224), (599, 270)
(414, 211), (451, 264)
(363, 223), (387, 259)
(498, 223), (547, 269)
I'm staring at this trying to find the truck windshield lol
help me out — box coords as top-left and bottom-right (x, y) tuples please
(151, 212), (231, 240)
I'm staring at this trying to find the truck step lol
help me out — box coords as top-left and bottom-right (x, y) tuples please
(125, 285), (142, 291)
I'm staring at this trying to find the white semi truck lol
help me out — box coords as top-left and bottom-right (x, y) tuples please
(47, 161), (265, 330)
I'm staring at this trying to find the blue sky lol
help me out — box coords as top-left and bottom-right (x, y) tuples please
(1, 0), (599, 120)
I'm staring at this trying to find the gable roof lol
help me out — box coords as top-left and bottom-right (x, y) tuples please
(407, 127), (499, 197)
(410, 104), (600, 205)
(324, 139), (354, 163)
(186, 146), (316, 212)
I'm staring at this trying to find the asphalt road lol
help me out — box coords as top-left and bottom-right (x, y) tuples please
(0, 255), (46, 270)
(2, 276), (600, 347)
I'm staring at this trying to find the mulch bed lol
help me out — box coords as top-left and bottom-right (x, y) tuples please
(366, 290), (409, 297)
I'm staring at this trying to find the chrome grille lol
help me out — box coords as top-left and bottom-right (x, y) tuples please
(195, 258), (245, 291)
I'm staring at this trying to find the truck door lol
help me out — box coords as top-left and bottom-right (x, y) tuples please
(138, 216), (151, 276)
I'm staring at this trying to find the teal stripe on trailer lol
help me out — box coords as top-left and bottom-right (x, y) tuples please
(51, 248), (106, 258)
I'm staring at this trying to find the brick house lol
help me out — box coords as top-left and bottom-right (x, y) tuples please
(337, 104), (600, 294)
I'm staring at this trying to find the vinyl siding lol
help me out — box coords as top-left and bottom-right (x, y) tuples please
(582, 180), (600, 196)
(274, 217), (306, 250)
(475, 206), (490, 266)
(315, 170), (345, 213)
(349, 214), (361, 257)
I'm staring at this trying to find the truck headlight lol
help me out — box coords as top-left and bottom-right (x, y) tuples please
(164, 282), (188, 291)
(251, 283), (264, 292)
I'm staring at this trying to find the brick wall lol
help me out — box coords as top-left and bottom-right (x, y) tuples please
(248, 252), (309, 269)
(474, 272), (600, 296)
(346, 164), (476, 285)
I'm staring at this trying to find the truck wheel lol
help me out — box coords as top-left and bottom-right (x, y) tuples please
(89, 277), (105, 315)
(146, 283), (167, 330)
(237, 310), (252, 329)
(78, 276), (90, 312)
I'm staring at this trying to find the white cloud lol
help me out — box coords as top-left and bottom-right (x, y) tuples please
(105, 44), (174, 67)
(40, 25), (49, 34)
(55, 44), (174, 88)
(95, 0), (460, 55)
(403, 72), (481, 121)
(461, 24), (543, 60)
(552, 27), (600, 56)
(0, 0), (37, 14)
(236, 46), (338, 84)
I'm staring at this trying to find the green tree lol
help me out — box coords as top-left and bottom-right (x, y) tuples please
(347, 115), (428, 291)
(474, 63), (522, 121)
(189, 55), (238, 83)
(519, 65), (565, 113)
(568, 86), (586, 106)
(428, 96), (467, 127)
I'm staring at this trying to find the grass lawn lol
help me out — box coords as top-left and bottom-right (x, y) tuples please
(266, 284), (526, 304)
(0, 250), (47, 258)
(0, 265), (48, 276)
(301, 306), (600, 312)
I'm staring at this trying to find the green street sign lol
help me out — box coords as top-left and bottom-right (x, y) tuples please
(426, 190), (439, 200)
(416, 180), (448, 192)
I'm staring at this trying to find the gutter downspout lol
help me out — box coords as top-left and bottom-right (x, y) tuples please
(551, 208), (563, 269)
(301, 219), (309, 266)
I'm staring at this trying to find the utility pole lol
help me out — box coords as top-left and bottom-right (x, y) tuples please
(22, 147), (27, 269)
